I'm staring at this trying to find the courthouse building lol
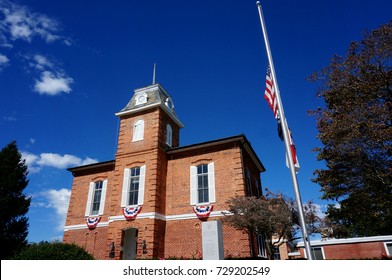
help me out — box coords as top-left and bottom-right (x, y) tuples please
(63, 83), (267, 259)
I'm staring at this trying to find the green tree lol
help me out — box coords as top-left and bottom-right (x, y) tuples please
(309, 21), (392, 236)
(0, 141), (31, 259)
(11, 241), (94, 260)
(222, 191), (319, 260)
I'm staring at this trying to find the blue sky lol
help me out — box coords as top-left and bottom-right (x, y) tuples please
(1, 0), (391, 243)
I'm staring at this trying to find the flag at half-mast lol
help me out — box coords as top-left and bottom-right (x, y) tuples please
(286, 127), (300, 173)
(264, 65), (300, 172)
(264, 65), (278, 119)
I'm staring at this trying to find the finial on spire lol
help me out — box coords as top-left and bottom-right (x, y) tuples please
(152, 63), (157, 84)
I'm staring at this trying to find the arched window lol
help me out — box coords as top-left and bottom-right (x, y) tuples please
(132, 119), (144, 142)
(166, 124), (172, 147)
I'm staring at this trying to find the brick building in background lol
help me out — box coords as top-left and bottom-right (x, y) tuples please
(63, 83), (268, 260)
(295, 235), (392, 260)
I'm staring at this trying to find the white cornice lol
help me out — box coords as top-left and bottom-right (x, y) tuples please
(297, 235), (392, 247)
(64, 221), (110, 231)
(63, 211), (227, 232)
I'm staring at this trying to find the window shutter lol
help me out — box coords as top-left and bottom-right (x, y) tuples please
(138, 165), (146, 205)
(190, 165), (197, 205)
(121, 168), (130, 207)
(98, 179), (108, 215)
(208, 162), (216, 203)
(85, 182), (95, 216)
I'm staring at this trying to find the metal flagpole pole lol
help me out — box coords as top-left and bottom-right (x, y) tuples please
(152, 63), (157, 84)
(256, 1), (313, 260)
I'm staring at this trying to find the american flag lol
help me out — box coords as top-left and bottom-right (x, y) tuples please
(264, 66), (300, 172)
(264, 65), (278, 119)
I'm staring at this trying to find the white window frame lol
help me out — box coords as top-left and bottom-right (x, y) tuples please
(132, 119), (144, 142)
(190, 162), (215, 205)
(384, 242), (392, 256)
(121, 165), (146, 207)
(166, 124), (173, 147)
(304, 247), (325, 260)
(257, 234), (267, 258)
(85, 179), (107, 217)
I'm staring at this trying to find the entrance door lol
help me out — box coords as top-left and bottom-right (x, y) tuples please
(122, 228), (138, 260)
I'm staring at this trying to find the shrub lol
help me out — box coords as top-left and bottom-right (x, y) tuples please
(11, 241), (94, 260)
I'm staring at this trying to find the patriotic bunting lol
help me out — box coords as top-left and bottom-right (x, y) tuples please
(122, 206), (142, 220)
(193, 205), (214, 220)
(86, 216), (101, 229)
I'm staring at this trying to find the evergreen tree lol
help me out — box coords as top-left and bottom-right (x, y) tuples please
(0, 141), (31, 259)
(309, 21), (392, 236)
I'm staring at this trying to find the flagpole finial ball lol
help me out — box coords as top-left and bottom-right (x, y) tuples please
(256, 1), (261, 6)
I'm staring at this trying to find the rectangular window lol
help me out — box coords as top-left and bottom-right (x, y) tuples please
(121, 166), (146, 207)
(128, 167), (140, 206)
(85, 179), (107, 217)
(91, 181), (103, 215)
(311, 247), (324, 260)
(190, 163), (215, 205)
(273, 247), (281, 260)
(166, 124), (173, 147)
(197, 164), (209, 203)
(257, 234), (267, 258)
(385, 243), (392, 256)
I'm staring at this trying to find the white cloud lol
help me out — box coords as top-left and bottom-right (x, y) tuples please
(0, 0), (67, 45)
(22, 151), (98, 173)
(36, 188), (71, 231)
(32, 54), (54, 70)
(37, 153), (96, 169)
(0, 1), (74, 92)
(34, 70), (73, 95)
(24, 54), (74, 96)
(0, 53), (9, 63)
(0, 53), (9, 70)
(312, 203), (326, 218)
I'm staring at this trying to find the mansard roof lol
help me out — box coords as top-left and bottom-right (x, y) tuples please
(115, 83), (184, 128)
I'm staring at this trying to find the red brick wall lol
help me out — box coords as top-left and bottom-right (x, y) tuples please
(64, 227), (108, 259)
(299, 241), (388, 259)
(164, 218), (252, 259)
(323, 242), (387, 259)
(166, 143), (247, 215)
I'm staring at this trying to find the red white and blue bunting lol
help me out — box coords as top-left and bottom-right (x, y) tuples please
(86, 216), (101, 229)
(122, 206), (142, 220)
(193, 205), (214, 220)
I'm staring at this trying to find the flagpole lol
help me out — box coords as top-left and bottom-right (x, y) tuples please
(256, 1), (313, 260)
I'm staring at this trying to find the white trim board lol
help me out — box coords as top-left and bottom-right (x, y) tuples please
(63, 210), (228, 232)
